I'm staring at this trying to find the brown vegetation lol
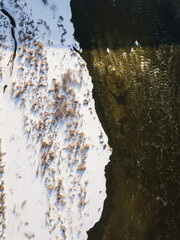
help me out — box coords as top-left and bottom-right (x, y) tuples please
(77, 164), (86, 172)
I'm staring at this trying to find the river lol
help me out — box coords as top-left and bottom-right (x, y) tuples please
(71, 0), (180, 239)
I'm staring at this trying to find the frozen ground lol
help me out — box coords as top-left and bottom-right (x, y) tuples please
(0, 0), (111, 239)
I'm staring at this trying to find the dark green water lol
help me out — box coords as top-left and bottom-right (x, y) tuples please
(71, 0), (180, 239)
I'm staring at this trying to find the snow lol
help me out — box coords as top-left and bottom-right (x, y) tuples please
(135, 40), (139, 47)
(0, 0), (111, 239)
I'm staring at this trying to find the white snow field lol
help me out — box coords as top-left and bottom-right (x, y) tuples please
(0, 0), (111, 239)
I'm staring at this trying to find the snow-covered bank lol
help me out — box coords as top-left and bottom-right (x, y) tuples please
(0, 0), (111, 239)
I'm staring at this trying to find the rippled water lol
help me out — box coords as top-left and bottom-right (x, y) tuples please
(71, 0), (180, 239)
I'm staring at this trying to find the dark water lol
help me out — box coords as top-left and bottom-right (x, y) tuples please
(71, 0), (180, 239)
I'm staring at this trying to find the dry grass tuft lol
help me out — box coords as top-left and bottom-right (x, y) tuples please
(77, 164), (86, 172)
(78, 200), (86, 207)
(47, 184), (54, 191)
(18, 52), (23, 58)
(13, 87), (25, 98)
(61, 69), (80, 92)
(84, 144), (90, 151)
(24, 232), (35, 239)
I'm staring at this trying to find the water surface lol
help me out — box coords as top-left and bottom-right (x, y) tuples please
(71, 0), (180, 239)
